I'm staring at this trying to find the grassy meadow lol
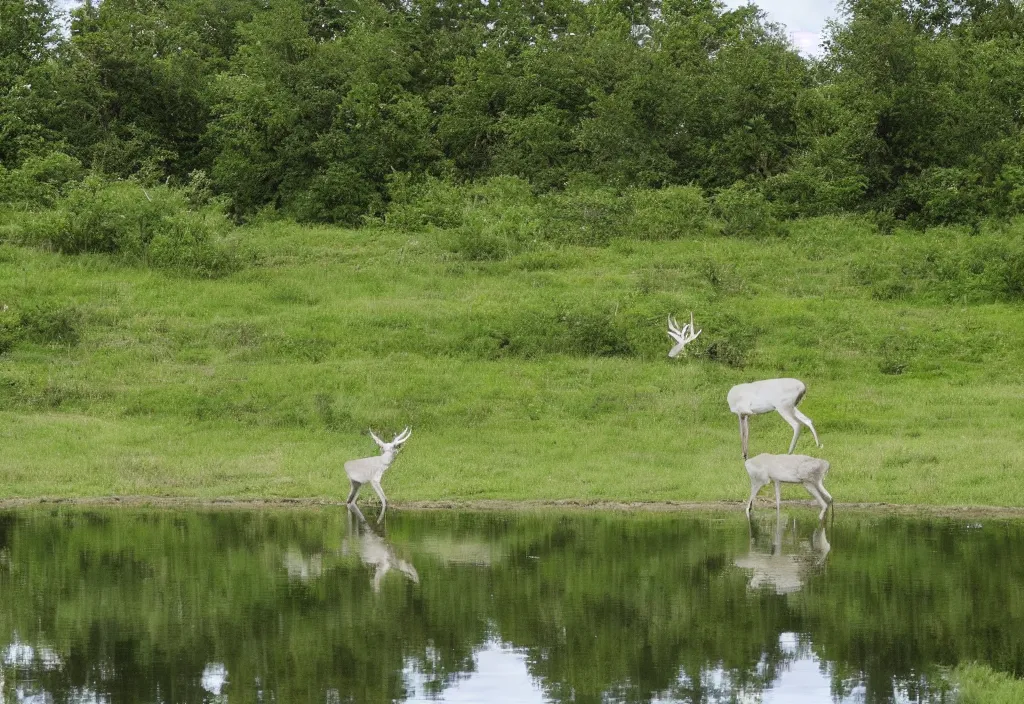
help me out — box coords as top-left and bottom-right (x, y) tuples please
(2, 215), (1024, 508)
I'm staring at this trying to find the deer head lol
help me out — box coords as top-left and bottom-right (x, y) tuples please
(667, 312), (701, 358)
(368, 427), (412, 455)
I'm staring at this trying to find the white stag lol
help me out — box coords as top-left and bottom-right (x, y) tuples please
(667, 312), (702, 358)
(743, 453), (833, 520)
(344, 427), (411, 521)
(728, 378), (820, 459)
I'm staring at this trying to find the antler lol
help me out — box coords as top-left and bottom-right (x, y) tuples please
(368, 429), (385, 447)
(393, 427), (412, 444)
(667, 312), (702, 358)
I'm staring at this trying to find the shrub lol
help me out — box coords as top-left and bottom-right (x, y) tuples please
(629, 186), (713, 239)
(147, 209), (240, 277)
(385, 173), (465, 231)
(697, 316), (758, 368)
(537, 186), (632, 246)
(954, 664), (1024, 704)
(714, 182), (786, 238)
(447, 177), (541, 260)
(877, 334), (915, 376)
(20, 178), (241, 276)
(896, 167), (988, 227)
(0, 152), (84, 207)
(761, 150), (867, 219)
(18, 303), (81, 346)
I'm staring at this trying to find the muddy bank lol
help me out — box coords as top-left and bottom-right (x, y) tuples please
(1, 495), (1023, 518)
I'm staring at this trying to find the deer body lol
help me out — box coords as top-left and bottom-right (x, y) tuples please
(728, 378), (821, 458)
(344, 428), (411, 521)
(744, 453), (833, 520)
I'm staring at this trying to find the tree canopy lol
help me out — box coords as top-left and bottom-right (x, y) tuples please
(2, 0), (1024, 226)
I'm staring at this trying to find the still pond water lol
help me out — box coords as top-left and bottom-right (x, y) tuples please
(1, 507), (1022, 703)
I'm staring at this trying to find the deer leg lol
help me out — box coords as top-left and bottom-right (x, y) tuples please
(745, 479), (766, 517)
(816, 480), (833, 519)
(793, 407), (822, 448)
(739, 415), (750, 459)
(347, 501), (367, 527)
(804, 482), (830, 520)
(774, 480), (782, 513)
(370, 480), (388, 523)
(346, 481), (362, 505)
(815, 480), (832, 506)
(777, 407), (803, 454)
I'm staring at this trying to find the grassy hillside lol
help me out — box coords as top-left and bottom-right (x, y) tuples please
(2, 216), (1024, 507)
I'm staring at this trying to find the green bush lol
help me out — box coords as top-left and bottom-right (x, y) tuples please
(714, 182), (786, 238)
(17, 303), (82, 346)
(762, 160), (867, 218)
(695, 314), (758, 368)
(954, 664), (1024, 704)
(537, 186), (632, 246)
(877, 334), (915, 375)
(448, 176), (541, 260)
(0, 152), (85, 207)
(629, 186), (713, 239)
(848, 232), (1024, 304)
(385, 173), (465, 231)
(19, 178), (241, 276)
(897, 167), (988, 227)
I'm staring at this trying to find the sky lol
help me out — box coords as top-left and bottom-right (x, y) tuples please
(724, 0), (843, 56)
(54, 0), (843, 57)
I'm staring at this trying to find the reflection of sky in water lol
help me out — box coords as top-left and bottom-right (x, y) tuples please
(400, 633), (914, 703)
(404, 641), (547, 703)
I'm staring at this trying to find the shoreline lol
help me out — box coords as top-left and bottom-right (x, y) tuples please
(2, 495), (1023, 518)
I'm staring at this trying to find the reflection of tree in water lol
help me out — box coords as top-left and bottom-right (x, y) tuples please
(0, 509), (1021, 702)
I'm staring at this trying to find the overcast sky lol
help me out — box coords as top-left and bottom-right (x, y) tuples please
(724, 0), (843, 56)
(55, 0), (842, 57)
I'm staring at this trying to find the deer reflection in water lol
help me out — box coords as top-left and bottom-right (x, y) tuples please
(344, 504), (419, 592)
(733, 515), (830, 595)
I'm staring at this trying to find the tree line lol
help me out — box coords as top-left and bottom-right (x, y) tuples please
(2, 0), (1024, 229)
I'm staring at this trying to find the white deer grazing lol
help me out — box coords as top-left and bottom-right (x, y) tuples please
(667, 312), (702, 358)
(728, 378), (821, 459)
(744, 453), (833, 520)
(344, 427), (411, 521)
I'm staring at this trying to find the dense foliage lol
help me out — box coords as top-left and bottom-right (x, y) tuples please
(2, 0), (1024, 230)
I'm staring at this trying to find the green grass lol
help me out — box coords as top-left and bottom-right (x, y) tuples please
(954, 664), (1024, 703)
(2, 215), (1024, 506)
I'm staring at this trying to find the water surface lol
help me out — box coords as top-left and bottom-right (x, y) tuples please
(1, 507), (1021, 702)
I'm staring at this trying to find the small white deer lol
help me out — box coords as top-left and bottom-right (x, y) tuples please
(667, 312), (702, 358)
(728, 378), (821, 459)
(744, 453), (833, 520)
(344, 427), (411, 521)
